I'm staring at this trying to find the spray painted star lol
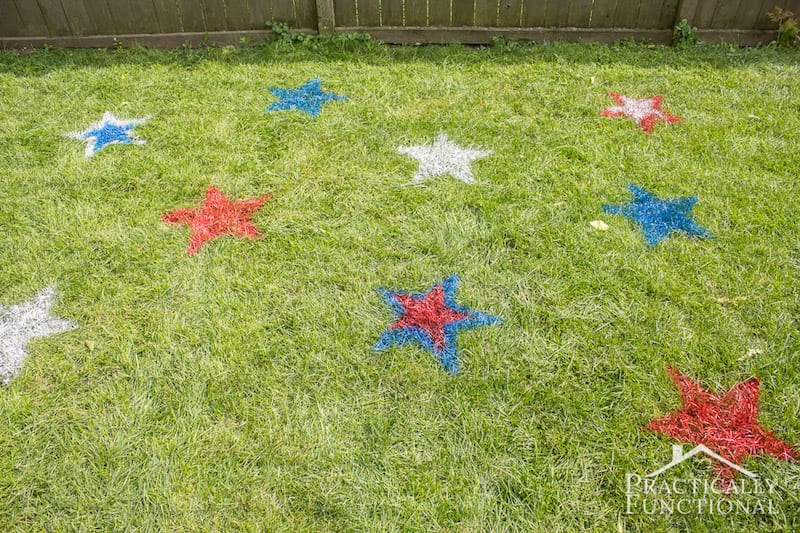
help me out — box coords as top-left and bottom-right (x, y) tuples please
(66, 111), (150, 157)
(0, 286), (78, 385)
(603, 184), (708, 246)
(266, 78), (346, 117)
(649, 366), (796, 487)
(162, 185), (273, 256)
(601, 93), (682, 133)
(398, 133), (491, 184)
(374, 275), (500, 374)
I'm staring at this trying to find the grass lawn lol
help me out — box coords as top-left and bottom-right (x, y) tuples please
(0, 38), (799, 531)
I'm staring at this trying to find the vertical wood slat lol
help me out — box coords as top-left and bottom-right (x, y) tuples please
(316, 0), (336, 30)
(295, 0), (317, 28)
(380, 0), (403, 25)
(200, 0), (227, 30)
(590, 0), (617, 27)
(81, 0), (116, 34)
(249, 0), (272, 29)
(0, 1), (25, 36)
(333, 0), (356, 25)
(613, 0), (641, 27)
(224, 0), (252, 29)
(357, 0), (380, 25)
(36, 0), (73, 35)
(692, 0), (718, 27)
(178, 0), (206, 31)
(753, 0), (800, 30)
(636, 0), (663, 28)
(59, 0), (95, 35)
(475, 0), (498, 26)
(498, 0), (522, 27)
(734, 0), (766, 30)
(270, 0), (295, 23)
(9, 0), (50, 36)
(429, 0), (451, 25)
(405, 0), (427, 25)
(151, 0), (183, 32)
(657, 0), (680, 28)
(544, 0), (569, 26)
(452, 0), (474, 26)
(522, 0), (547, 27)
(711, 0), (741, 28)
(567, 0), (592, 27)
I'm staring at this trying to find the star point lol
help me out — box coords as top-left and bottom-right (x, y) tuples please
(603, 184), (708, 246)
(601, 93), (682, 133)
(398, 133), (491, 184)
(374, 275), (500, 374)
(649, 366), (796, 485)
(0, 286), (78, 385)
(162, 185), (273, 256)
(66, 111), (149, 157)
(266, 78), (346, 117)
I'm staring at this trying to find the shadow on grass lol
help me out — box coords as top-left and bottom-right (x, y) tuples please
(1, 40), (799, 77)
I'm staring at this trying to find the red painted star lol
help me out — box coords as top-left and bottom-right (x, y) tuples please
(390, 285), (471, 351)
(162, 185), (272, 255)
(649, 366), (796, 485)
(601, 93), (683, 133)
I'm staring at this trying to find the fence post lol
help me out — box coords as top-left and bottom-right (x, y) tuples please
(674, 0), (698, 25)
(316, 0), (336, 33)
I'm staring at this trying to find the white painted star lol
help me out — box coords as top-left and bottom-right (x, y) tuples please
(398, 133), (491, 184)
(66, 111), (150, 157)
(0, 287), (78, 385)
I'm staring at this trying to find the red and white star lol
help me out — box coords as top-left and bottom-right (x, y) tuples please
(601, 93), (682, 133)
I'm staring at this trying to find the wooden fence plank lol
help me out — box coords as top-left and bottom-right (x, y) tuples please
(675, 0), (698, 22)
(657, 0), (680, 28)
(11, 0), (50, 36)
(224, 0), (253, 29)
(544, 0), (569, 26)
(498, 0), (522, 27)
(270, 0), (295, 23)
(177, 0), (206, 31)
(200, 0), (226, 30)
(734, 0), (765, 29)
(80, 0), (116, 34)
(429, 0), (451, 25)
(333, 0), (356, 25)
(452, 0), (474, 26)
(36, 0), (73, 35)
(613, 0), (641, 27)
(692, 0), (718, 27)
(711, 0), (741, 28)
(567, 0), (592, 27)
(357, 0), (381, 25)
(316, 0), (336, 30)
(404, 0), (427, 25)
(589, 0), (617, 27)
(475, 0), (498, 26)
(59, 0), (95, 35)
(152, 0), (183, 32)
(636, 0), (663, 28)
(295, 0), (317, 27)
(0, 1), (25, 37)
(754, 0), (800, 30)
(380, 0), (403, 25)
(521, 0), (546, 27)
(249, 0), (272, 28)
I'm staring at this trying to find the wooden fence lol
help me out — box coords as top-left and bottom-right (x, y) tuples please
(1, 0), (798, 47)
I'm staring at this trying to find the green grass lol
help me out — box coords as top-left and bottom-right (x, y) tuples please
(0, 39), (799, 531)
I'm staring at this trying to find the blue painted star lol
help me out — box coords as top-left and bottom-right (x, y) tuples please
(66, 111), (149, 157)
(603, 184), (709, 246)
(374, 275), (501, 374)
(266, 78), (346, 117)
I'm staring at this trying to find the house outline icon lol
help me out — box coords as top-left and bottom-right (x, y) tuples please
(646, 444), (757, 479)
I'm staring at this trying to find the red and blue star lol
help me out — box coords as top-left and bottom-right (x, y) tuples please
(374, 275), (500, 374)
